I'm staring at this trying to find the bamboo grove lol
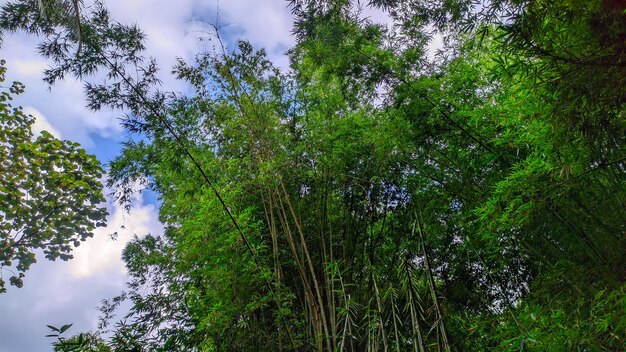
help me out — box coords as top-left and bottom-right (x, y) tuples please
(1, 0), (624, 350)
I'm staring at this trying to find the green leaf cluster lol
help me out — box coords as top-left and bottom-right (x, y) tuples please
(0, 60), (107, 292)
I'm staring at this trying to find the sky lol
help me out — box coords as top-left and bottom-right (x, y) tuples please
(0, 1), (296, 350)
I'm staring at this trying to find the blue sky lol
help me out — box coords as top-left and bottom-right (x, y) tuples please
(0, 1), (295, 350)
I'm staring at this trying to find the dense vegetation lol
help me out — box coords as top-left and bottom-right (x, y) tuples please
(1, 0), (624, 350)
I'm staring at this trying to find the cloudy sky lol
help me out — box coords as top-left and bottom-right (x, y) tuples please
(0, 1), (297, 350)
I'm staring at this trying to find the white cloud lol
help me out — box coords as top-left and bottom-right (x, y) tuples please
(0, 189), (162, 352)
(354, 2), (394, 27)
(23, 106), (62, 138)
(427, 32), (445, 60)
(104, 0), (204, 88)
(215, 0), (294, 69)
(68, 193), (162, 278)
(1, 0), (296, 150)
(3, 36), (123, 147)
(12, 58), (48, 78)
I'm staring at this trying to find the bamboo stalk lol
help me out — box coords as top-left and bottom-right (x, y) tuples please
(372, 272), (389, 352)
(414, 216), (450, 351)
(279, 181), (333, 351)
(405, 260), (426, 352)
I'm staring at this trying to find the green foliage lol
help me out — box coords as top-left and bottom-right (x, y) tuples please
(2, 0), (624, 350)
(0, 60), (107, 292)
(48, 324), (111, 352)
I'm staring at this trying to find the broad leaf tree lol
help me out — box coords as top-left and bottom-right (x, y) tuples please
(0, 61), (107, 292)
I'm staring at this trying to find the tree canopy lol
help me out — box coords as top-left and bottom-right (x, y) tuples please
(1, 0), (624, 350)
